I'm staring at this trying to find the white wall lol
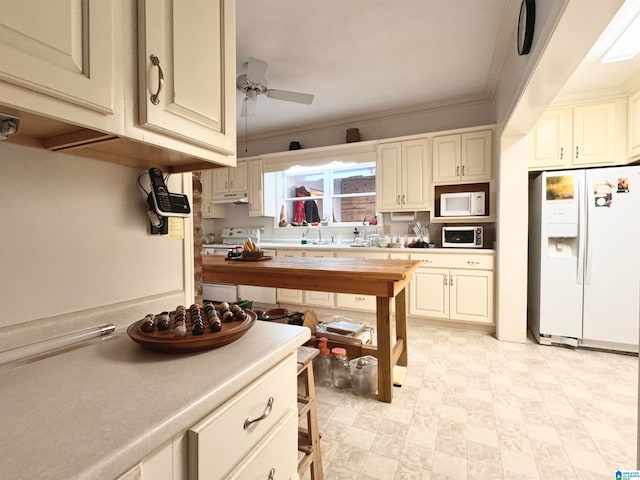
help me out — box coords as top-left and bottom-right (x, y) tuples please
(0, 143), (192, 349)
(239, 100), (494, 157)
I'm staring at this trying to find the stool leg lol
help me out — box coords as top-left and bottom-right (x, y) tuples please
(304, 363), (323, 480)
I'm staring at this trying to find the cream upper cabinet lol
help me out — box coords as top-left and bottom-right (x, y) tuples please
(137, 0), (236, 155)
(247, 159), (264, 217)
(376, 138), (430, 211)
(200, 170), (226, 219)
(212, 162), (248, 196)
(0, 0), (114, 115)
(529, 101), (626, 171)
(432, 130), (492, 184)
(528, 109), (572, 170)
(247, 158), (276, 217)
(628, 90), (640, 160)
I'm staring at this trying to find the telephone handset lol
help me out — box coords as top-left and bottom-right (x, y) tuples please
(148, 168), (191, 217)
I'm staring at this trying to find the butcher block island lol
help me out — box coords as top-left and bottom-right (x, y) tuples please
(203, 255), (421, 402)
(0, 321), (309, 480)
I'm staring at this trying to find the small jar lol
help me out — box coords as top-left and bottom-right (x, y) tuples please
(316, 347), (333, 388)
(331, 347), (351, 388)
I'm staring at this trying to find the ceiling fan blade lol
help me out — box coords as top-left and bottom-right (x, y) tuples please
(241, 96), (257, 117)
(246, 57), (268, 85)
(266, 89), (314, 105)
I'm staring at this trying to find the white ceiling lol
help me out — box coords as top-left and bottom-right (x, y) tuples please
(235, 0), (640, 140)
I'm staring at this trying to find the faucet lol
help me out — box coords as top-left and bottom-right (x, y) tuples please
(316, 227), (322, 243)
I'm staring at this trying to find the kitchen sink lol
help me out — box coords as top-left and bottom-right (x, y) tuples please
(311, 240), (331, 245)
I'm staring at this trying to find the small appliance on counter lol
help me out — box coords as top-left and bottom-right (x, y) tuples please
(442, 226), (483, 248)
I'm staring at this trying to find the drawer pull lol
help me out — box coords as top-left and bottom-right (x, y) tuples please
(243, 397), (274, 429)
(422, 259), (432, 264)
(467, 260), (480, 265)
(268, 468), (276, 480)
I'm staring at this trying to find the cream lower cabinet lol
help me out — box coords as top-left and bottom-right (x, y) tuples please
(276, 250), (304, 304)
(117, 355), (297, 480)
(188, 355), (297, 479)
(410, 253), (494, 324)
(335, 250), (389, 312)
(301, 251), (335, 307)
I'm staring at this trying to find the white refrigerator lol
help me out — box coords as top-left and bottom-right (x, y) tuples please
(528, 166), (640, 352)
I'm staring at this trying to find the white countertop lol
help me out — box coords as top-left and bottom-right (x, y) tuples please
(0, 321), (310, 480)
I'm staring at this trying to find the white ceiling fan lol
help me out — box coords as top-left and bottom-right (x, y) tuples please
(237, 57), (314, 117)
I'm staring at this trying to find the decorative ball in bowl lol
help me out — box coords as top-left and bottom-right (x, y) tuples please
(242, 250), (263, 259)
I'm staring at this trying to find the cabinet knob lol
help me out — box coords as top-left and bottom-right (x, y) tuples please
(402, 194), (406, 204)
(456, 166), (460, 176)
(450, 275), (454, 286)
(575, 146), (579, 159)
(268, 468), (276, 480)
(560, 147), (564, 159)
(397, 195), (401, 205)
(243, 397), (274, 429)
(149, 55), (164, 105)
(443, 275), (448, 286)
(461, 165), (465, 176)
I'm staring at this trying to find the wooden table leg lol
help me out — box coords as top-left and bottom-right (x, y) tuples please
(395, 287), (408, 367)
(376, 296), (393, 403)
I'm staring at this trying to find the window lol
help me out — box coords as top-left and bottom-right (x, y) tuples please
(281, 161), (377, 225)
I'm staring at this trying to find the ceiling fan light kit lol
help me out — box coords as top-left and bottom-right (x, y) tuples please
(237, 57), (315, 117)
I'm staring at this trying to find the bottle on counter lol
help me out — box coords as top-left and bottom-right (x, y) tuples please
(331, 347), (351, 389)
(316, 347), (333, 388)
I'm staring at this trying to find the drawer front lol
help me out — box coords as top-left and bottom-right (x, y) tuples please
(188, 355), (297, 480)
(225, 410), (298, 480)
(335, 293), (376, 311)
(276, 250), (303, 257)
(335, 250), (388, 260)
(410, 253), (494, 270)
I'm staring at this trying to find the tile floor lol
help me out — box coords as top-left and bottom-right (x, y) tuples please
(311, 324), (637, 480)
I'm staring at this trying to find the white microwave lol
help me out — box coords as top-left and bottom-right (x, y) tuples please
(442, 226), (484, 248)
(440, 191), (486, 217)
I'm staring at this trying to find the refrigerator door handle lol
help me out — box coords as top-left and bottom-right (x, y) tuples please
(584, 177), (592, 285)
(576, 175), (584, 285)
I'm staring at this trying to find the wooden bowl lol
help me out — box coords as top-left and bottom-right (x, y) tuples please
(242, 250), (264, 260)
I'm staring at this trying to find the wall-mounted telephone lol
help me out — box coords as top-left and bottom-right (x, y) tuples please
(148, 168), (191, 217)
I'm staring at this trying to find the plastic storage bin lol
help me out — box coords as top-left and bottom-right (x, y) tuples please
(349, 355), (378, 396)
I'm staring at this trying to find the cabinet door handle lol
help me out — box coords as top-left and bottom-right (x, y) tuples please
(467, 260), (480, 265)
(402, 194), (406, 204)
(149, 54), (164, 105)
(268, 468), (276, 480)
(456, 166), (460, 176)
(225, 181), (228, 189)
(450, 274), (454, 286)
(443, 275), (447, 286)
(422, 259), (432, 264)
(397, 195), (401, 205)
(575, 146), (579, 159)
(560, 147), (564, 159)
(243, 397), (274, 429)
(461, 165), (465, 176)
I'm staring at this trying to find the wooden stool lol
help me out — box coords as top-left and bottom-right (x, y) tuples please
(296, 346), (323, 480)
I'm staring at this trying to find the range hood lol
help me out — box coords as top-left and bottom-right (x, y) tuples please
(211, 193), (249, 204)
